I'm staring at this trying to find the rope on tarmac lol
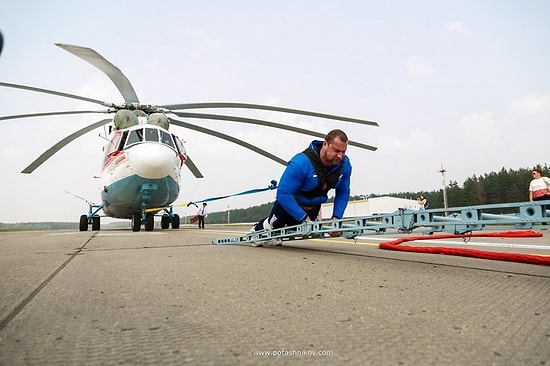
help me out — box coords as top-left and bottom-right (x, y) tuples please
(378, 230), (550, 266)
(145, 180), (278, 212)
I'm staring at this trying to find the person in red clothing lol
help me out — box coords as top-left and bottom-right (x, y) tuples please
(529, 167), (550, 201)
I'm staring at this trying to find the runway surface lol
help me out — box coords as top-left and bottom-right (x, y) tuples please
(0, 225), (549, 365)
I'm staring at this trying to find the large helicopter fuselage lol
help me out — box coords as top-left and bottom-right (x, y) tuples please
(100, 123), (186, 219)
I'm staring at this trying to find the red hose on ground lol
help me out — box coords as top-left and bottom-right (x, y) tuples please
(379, 230), (550, 266)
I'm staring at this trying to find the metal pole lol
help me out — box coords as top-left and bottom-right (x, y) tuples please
(439, 165), (448, 216)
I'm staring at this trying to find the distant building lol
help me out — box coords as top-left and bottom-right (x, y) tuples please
(320, 196), (418, 219)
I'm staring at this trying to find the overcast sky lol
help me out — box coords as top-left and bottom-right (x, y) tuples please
(1, 0), (549, 223)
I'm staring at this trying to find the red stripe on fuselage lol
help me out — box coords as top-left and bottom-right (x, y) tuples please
(102, 150), (126, 171)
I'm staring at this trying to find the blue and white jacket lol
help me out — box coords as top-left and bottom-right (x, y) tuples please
(276, 140), (352, 221)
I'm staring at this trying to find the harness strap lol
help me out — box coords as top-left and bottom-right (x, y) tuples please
(301, 148), (343, 200)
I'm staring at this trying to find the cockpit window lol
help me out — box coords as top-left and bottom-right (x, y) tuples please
(105, 132), (122, 155)
(145, 128), (159, 142)
(160, 130), (175, 148)
(126, 129), (143, 146)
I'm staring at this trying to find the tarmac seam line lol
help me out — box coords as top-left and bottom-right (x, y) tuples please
(0, 232), (97, 332)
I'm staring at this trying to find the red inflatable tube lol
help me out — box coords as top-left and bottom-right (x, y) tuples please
(379, 230), (550, 266)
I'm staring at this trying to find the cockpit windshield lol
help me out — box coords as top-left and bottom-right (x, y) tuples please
(145, 128), (159, 142)
(122, 127), (176, 150)
(160, 130), (175, 148)
(126, 129), (144, 146)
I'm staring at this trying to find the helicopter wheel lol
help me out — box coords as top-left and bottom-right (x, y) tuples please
(131, 213), (141, 232)
(79, 214), (88, 231)
(161, 214), (170, 229)
(145, 213), (154, 231)
(91, 215), (100, 231)
(172, 214), (180, 229)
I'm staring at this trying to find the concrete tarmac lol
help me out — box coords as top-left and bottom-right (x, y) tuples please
(0, 225), (549, 365)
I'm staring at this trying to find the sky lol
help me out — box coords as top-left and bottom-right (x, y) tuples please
(0, 0), (549, 223)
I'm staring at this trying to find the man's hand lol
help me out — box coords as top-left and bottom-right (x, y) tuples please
(329, 216), (341, 237)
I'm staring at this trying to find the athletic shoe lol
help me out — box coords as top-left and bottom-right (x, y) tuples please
(249, 226), (264, 247)
(270, 238), (282, 246)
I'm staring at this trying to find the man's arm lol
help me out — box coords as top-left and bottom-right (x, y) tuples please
(276, 158), (309, 221)
(331, 161), (352, 219)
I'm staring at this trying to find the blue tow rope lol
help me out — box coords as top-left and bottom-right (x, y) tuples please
(186, 180), (278, 208)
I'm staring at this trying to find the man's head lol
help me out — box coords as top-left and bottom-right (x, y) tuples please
(320, 129), (348, 167)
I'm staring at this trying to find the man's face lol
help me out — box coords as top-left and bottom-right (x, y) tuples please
(321, 137), (347, 166)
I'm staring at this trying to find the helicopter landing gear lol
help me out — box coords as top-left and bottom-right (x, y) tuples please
(131, 212), (156, 232)
(92, 215), (100, 231)
(172, 214), (180, 229)
(79, 204), (103, 231)
(161, 208), (180, 229)
(131, 213), (141, 232)
(145, 213), (154, 231)
(160, 213), (179, 229)
(79, 214), (88, 231)
(79, 214), (100, 231)
(161, 214), (170, 229)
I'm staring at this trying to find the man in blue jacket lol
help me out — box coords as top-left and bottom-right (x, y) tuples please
(252, 129), (351, 243)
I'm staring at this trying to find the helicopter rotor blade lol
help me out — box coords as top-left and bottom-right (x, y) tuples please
(22, 118), (112, 174)
(169, 111), (377, 151)
(55, 43), (140, 105)
(0, 81), (107, 106)
(183, 155), (204, 179)
(0, 110), (109, 122)
(161, 102), (379, 127)
(169, 117), (288, 167)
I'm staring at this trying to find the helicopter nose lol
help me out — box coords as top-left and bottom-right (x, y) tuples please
(128, 143), (176, 179)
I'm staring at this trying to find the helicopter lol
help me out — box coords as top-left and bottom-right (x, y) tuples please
(0, 43), (378, 232)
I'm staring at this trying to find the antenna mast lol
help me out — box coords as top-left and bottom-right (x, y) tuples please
(439, 164), (448, 216)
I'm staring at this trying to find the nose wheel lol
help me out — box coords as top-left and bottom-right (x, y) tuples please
(78, 215), (100, 231)
(161, 210), (180, 229)
(131, 212), (179, 232)
(145, 213), (154, 231)
(79, 204), (104, 231)
(131, 213), (154, 232)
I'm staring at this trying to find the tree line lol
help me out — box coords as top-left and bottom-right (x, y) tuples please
(383, 164), (548, 212)
(0, 222), (79, 231)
